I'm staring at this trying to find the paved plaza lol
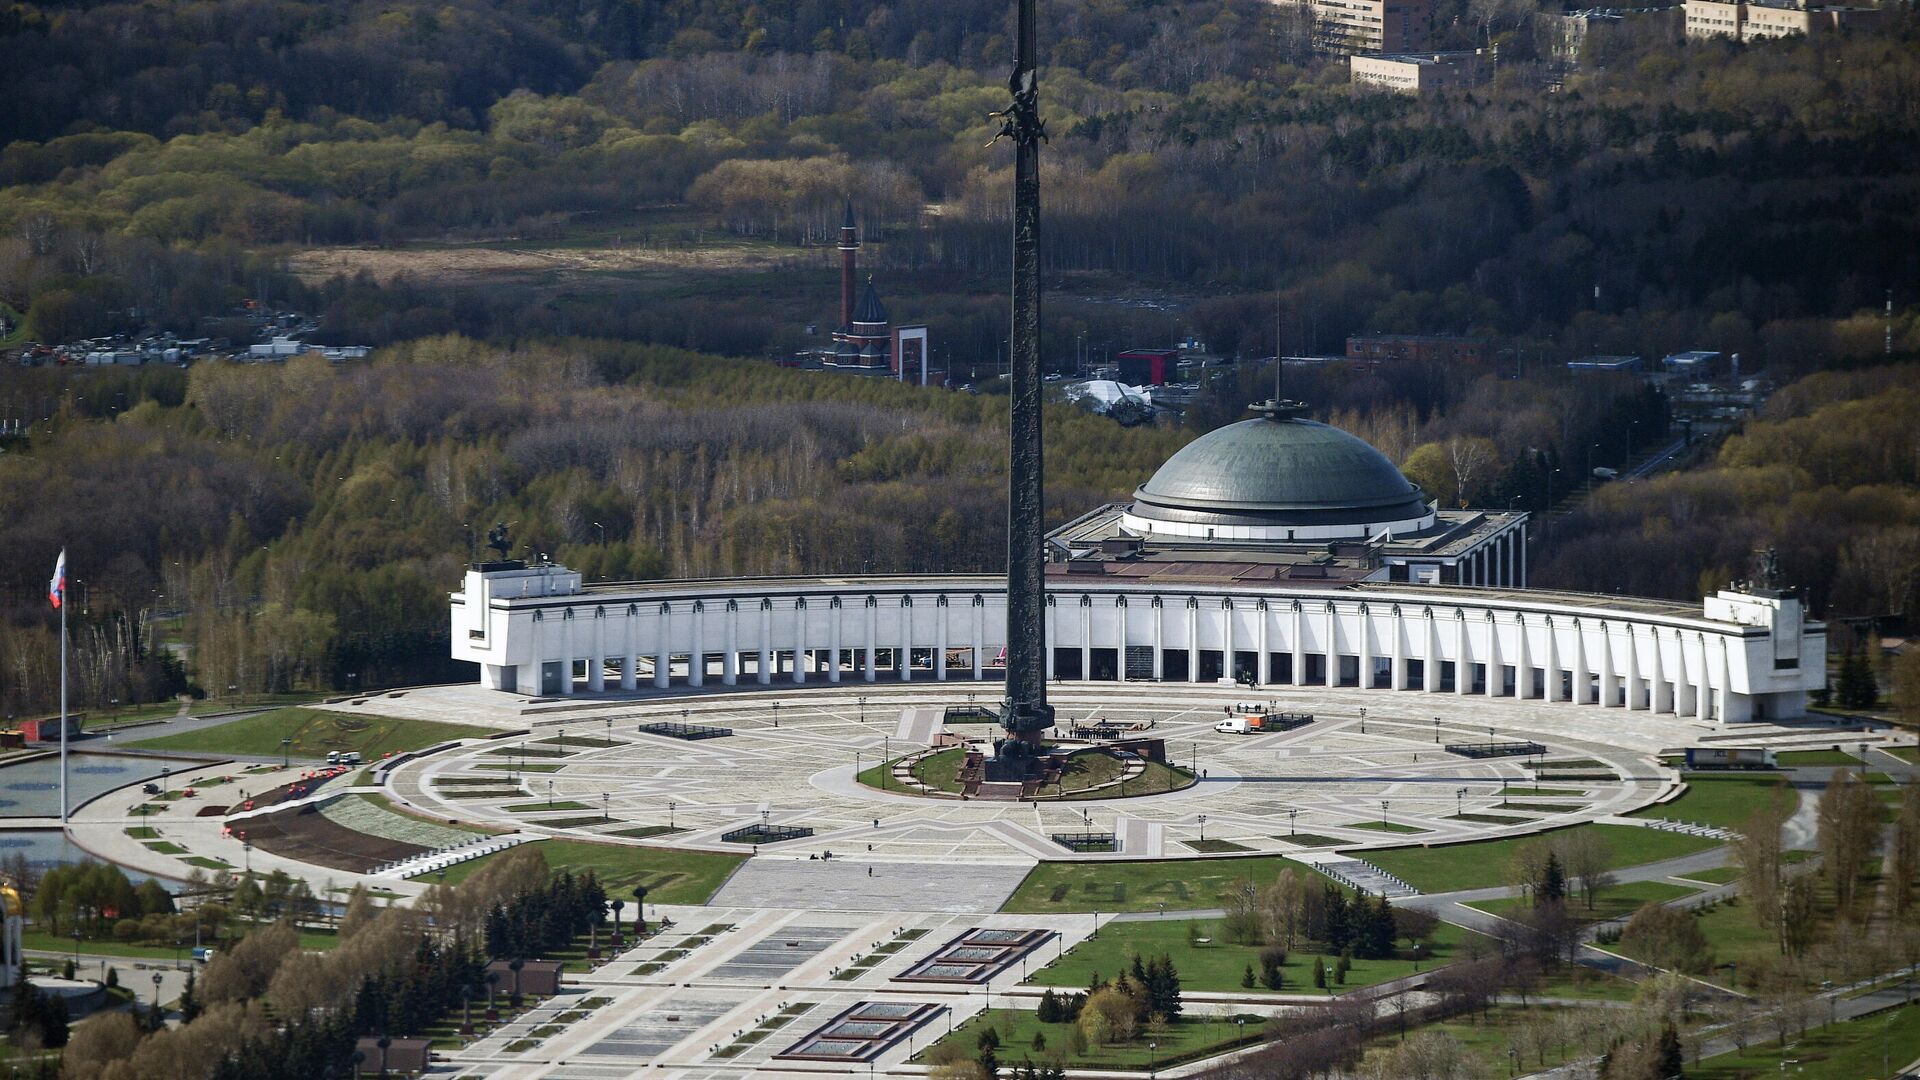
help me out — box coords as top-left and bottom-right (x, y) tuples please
(382, 683), (1690, 872)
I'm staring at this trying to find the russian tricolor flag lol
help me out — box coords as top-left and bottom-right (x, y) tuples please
(48, 549), (65, 610)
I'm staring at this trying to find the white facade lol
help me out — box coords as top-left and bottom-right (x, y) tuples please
(452, 566), (1824, 722)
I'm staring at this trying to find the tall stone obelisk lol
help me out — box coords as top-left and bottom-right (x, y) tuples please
(997, 0), (1055, 755)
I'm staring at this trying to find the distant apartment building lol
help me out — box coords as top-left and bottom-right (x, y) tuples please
(1346, 334), (1490, 364)
(1275, 0), (1433, 53)
(1566, 355), (1643, 374)
(1684, 0), (1890, 40)
(1350, 50), (1489, 93)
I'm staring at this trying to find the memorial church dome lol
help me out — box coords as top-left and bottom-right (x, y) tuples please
(1123, 401), (1435, 541)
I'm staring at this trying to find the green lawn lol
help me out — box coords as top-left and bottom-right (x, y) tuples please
(1344, 820), (1429, 834)
(922, 1008), (1261, 1071)
(1360, 824), (1721, 895)
(1678, 866), (1743, 885)
(1464, 879), (1700, 926)
(1885, 745), (1920, 764)
(505, 800), (594, 812)
(1030, 915), (1491, 995)
(1274, 833), (1347, 848)
(129, 708), (493, 760)
(1612, 874), (1875, 986)
(1366, 1006), (1583, 1074)
(1531, 965), (1642, 1001)
(1690, 1002), (1920, 1078)
(1630, 773), (1797, 829)
(1004, 856), (1309, 914)
(1774, 749), (1862, 766)
(1498, 787), (1586, 798)
(428, 839), (744, 905)
(25, 927), (340, 959)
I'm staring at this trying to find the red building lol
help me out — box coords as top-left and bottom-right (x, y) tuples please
(1115, 348), (1179, 386)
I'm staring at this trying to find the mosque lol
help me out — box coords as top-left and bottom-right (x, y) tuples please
(452, 398), (1823, 723)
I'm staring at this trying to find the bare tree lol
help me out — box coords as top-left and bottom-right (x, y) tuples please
(1815, 768), (1882, 915)
(1558, 829), (1614, 911)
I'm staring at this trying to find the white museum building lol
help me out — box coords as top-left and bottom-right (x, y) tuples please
(451, 403), (1824, 723)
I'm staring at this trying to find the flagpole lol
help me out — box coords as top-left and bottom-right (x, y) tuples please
(59, 577), (68, 824)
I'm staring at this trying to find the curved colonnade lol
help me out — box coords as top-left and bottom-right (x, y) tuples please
(455, 566), (1822, 724)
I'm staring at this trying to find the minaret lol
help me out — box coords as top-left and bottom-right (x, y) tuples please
(838, 196), (859, 331)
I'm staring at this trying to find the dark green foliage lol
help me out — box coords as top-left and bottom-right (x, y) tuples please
(1539, 852), (1568, 906)
(8, 980), (69, 1048)
(1242, 962), (1257, 989)
(1259, 946), (1286, 990)
(1837, 643), (1879, 708)
(1036, 988), (1061, 1023)
(1312, 956), (1326, 989)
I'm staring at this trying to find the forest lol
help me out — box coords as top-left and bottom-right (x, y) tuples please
(3, 0), (1919, 716)
(1, 334), (1915, 720)
(1, 0), (1917, 371)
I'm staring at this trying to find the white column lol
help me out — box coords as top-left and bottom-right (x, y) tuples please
(1545, 621), (1562, 702)
(561, 614), (575, 695)
(1454, 611), (1469, 695)
(1626, 627), (1643, 709)
(973, 599), (985, 680)
(758, 603), (773, 686)
(1144, 599), (1159, 676)
(620, 611), (636, 691)
(1081, 598), (1092, 682)
(1291, 603), (1306, 687)
(1651, 628), (1670, 713)
(864, 599), (878, 682)
(1120, 599), (1132, 681)
(1422, 612), (1439, 692)
(1516, 615), (1533, 698)
(1186, 600), (1199, 682)
(1695, 635), (1712, 721)
(900, 601), (913, 683)
(1257, 603), (1271, 685)
(722, 603), (738, 686)
(1323, 604), (1337, 688)
(936, 599), (948, 681)
(1520, 533), (1528, 587)
(803, 601), (819, 685)
(1222, 600), (1235, 680)
(1571, 621), (1589, 704)
(1485, 613), (1501, 696)
(1391, 608), (1407, 690)
(689, 603), (705, 688)
(588, 613), (605, 692)
(1358, 606), (1373, 691)
(1046, 601), (1057, 680)
(1599, 624), (1617, 706)
(655, 605), (671, 689)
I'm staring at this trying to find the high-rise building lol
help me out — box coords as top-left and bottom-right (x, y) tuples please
(1277, 0), (1433, 55)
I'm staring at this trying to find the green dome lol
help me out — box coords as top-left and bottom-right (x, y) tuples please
(1131, 415), (1431, 529)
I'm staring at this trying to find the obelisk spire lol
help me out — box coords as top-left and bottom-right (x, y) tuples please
(997, 0), (1054, 748)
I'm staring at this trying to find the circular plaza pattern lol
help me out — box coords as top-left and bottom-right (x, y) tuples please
(379, 681), (1680, 881)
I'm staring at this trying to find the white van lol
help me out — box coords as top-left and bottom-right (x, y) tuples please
(325, 751), (341, 765)
(1214, 718), (1251, 734)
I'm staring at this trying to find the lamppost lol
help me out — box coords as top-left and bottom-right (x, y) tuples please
(152, 972), (164, 1021)
(548, 779), (556, 809)
(1149, 1039), (1158, 1079)
(70, 929), (81, 967)
(859, 695), (869, 724)
(1359, 707), (1366, 733)
(173, 937), (183, 970)
(610, 900), (625, 950)
(1433, 717), (1441, 744)
(281, 737), (291, 768)
(1287, 807), (1300, 835)
(668, 800), (677, 830)
(882, 735), (889, 790)
(602, 792), (610, 822)
(242, 840), (252, 874)
(1379, 800), (1389, 827)
(1456, 788), (1467, 818)
(160, 766), (171, 795)
(772, 702), (781, 728)
(1508, 1045), (1518, 1075)
(1197, 814), (1208, 844)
